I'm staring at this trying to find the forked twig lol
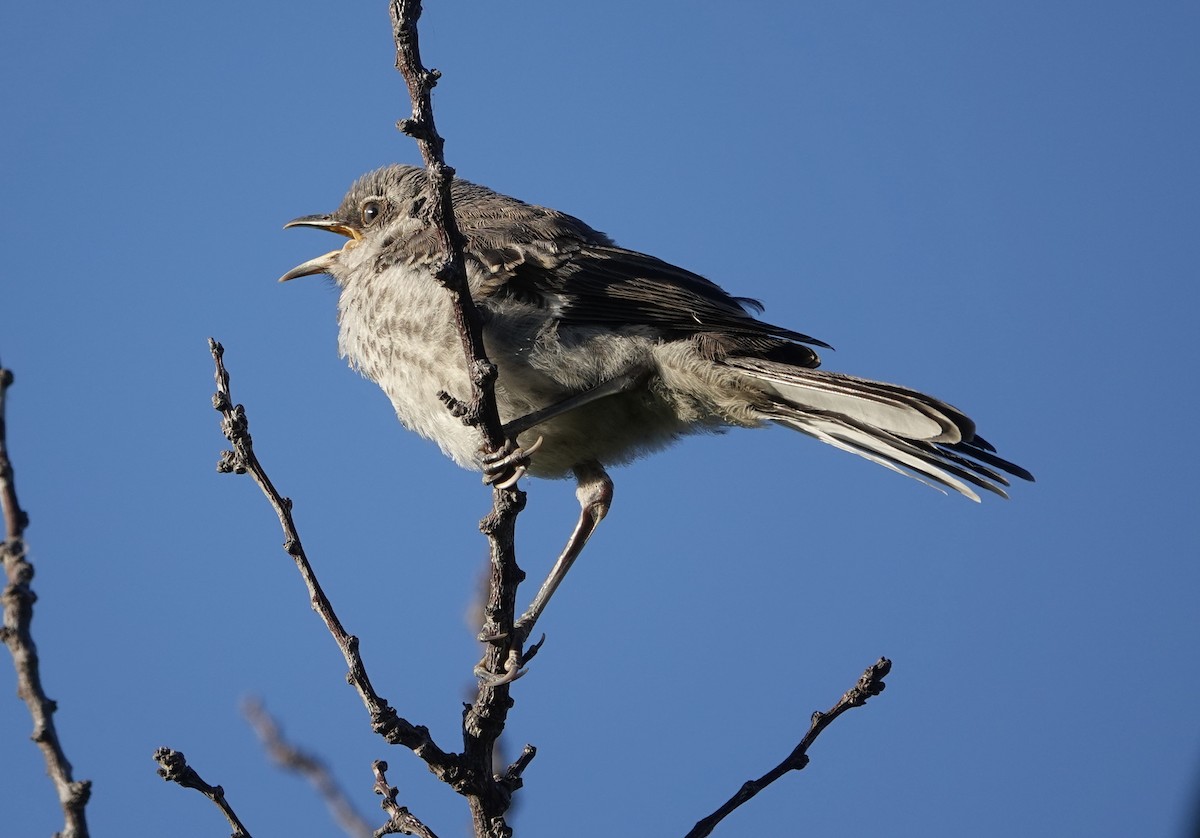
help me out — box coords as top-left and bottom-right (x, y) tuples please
(389, 3), (535, 835)
(372, 761), (441, 838)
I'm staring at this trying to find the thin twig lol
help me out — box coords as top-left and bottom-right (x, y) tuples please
(0, 360), (92, 838)
(388, 4), (533, 836)
(243, 698), (375, 838)
(685, 657), (893, 838)
(209, 339), (462, 785)
(154, 747), (252, 838)
(372, 760), (441, 838)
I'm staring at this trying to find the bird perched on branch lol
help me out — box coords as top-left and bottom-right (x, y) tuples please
(282, 164), (1032, 641)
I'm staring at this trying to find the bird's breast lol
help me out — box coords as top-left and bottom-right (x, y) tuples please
(337, 267), (482, 469)
(334, 267), (712, 478)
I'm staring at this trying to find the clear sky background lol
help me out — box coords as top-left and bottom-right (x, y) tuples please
(2, 3), (1197, 837)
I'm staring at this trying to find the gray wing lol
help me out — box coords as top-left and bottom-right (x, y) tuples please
(476, 240), (831, 368)
(446, 176), (829, 365)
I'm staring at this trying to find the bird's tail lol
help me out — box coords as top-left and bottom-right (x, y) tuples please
(726, 358), (1034, 501)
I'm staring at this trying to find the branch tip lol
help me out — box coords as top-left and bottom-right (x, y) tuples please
(685, 657), (894, 838)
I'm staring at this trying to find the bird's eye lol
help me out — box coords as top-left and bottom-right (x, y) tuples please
(361, 200), (384, 225)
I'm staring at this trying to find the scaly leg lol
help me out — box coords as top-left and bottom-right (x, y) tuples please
(514, 460), (613, 641)
(501, 369), (650, 438)
(477, 461), (612, 685)
(476, 373), (641, 683)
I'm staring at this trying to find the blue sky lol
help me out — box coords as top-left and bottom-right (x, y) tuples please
(2, 3), (1197, 836)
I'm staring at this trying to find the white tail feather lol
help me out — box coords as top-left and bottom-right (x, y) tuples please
(727, 359), (1024, 500)
(726, 359), (968, 443)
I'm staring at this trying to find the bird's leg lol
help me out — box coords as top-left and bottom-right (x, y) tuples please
(514, 460), (612, 642)
(475, 374), (640, 683)
(501, 369), (651, 437)
(477, 462), (612, 685)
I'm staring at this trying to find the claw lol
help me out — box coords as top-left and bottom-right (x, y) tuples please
(482, 436), (543, 487)
(473, 634), (545, 687)
(474, 648), (527, 686)
(493, 465), (526, 490)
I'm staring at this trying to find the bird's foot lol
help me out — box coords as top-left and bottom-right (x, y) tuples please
(481, 436), (543, 490)
(473, 631), (545, 687)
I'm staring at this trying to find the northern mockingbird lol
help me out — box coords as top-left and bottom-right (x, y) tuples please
(282, 164), (1032, 643)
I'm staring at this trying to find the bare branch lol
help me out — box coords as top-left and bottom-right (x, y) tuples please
(685, 657), (893, 838)
(208, 339), (462, 783)
(388, 4), (533, 835)
(243, 698), (375, 838)
(154, 747), (252, 838)
(0, 360), (92, 838)
(372, 760), (441, 838)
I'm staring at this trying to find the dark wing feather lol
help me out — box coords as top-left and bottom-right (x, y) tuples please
(446, 176), (828, 364)
(493, 243), (830, 366)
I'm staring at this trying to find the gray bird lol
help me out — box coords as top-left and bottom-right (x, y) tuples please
(282, 164), (1032, 640)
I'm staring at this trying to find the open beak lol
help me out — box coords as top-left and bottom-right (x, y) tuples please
(279, 214), (364, 282)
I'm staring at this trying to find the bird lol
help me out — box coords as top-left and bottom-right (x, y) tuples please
(281, 164), (1033, 647)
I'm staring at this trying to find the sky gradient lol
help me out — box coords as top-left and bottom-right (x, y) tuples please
(3, 3), (1198, 836)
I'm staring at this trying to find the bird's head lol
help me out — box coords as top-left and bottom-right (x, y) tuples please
(279, 164), (430, 284)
